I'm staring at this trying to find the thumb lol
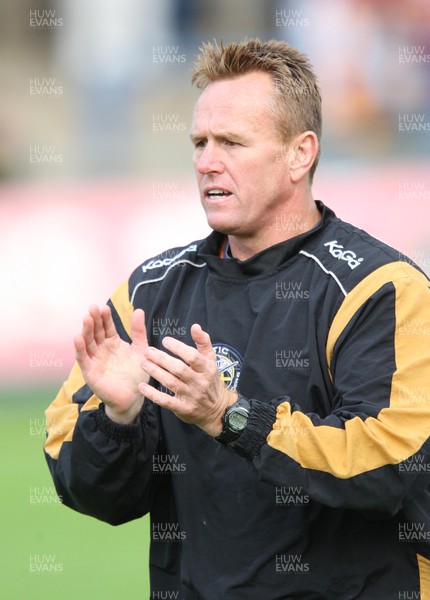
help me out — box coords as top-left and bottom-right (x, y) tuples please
(190, 324), (214, 357)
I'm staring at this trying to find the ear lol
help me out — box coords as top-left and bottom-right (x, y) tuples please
(287, 131), (319, 184)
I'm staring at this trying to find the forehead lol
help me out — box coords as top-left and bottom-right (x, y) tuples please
(192, 71), (276, 132)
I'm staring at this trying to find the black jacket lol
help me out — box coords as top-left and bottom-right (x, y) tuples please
(45, 202), (430, 599)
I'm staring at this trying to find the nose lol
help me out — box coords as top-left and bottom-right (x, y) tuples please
(195, 142), (224, 175)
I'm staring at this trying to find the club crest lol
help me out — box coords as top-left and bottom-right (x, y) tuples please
(212, 343), (243, 391)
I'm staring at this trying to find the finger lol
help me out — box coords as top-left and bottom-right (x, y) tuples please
(139, 381), (191, 417)
(161, 336), (207, 373)
(130, 309), (149, 352)
(74, 333), (91, 370)
(100, 304), (117, 338)
(81, 314), (99, 358)
(143, 347), (190, 386)
(142, 362), (184, 398)
(190, 324), (216, 358)
(88, 304), (105, 345)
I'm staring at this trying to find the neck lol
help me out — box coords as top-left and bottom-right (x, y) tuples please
(229, 197), (320, 261)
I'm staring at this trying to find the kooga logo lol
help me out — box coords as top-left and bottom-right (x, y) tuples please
(324, 240), (364, 270)
(142, 245), (197, 273)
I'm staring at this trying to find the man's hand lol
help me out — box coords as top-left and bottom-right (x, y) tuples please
(74, 305), (150, 424)
(139, 324), (237, 437)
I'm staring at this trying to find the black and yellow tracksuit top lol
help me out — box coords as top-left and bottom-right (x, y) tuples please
(45, 202), (430, 599)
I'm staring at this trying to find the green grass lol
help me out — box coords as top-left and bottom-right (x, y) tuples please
(0, 386), (150, 600)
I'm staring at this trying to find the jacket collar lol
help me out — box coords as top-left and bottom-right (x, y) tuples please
(199, 201), (335, 278)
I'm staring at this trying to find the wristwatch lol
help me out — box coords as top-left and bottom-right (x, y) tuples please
(216, 395), (251, 445)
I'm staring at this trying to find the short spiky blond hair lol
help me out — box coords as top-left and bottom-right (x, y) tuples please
(191, 38), (322, 182)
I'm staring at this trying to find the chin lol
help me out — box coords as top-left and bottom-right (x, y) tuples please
(206, 220), (236, 235)
(204, 213), (239, 234)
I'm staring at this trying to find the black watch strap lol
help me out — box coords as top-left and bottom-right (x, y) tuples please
(216, 395), (251, 445)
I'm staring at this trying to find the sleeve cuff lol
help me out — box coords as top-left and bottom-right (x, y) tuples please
(93, 402), (148, 444)
(230, 398), (278, 459)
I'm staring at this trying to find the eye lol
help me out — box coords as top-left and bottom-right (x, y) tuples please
(193, 139), (207, 149)
(224, 139), (238, 147)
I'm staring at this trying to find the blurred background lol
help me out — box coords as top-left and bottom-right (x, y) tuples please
(1, 0), (429, 598)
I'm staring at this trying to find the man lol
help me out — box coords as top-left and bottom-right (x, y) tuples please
(45, 39), (430, 598)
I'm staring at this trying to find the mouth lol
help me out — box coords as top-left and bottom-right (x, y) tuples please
(203, 187), (233, 202)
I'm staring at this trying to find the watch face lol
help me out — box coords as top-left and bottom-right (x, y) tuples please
(228, 408), (249, 432)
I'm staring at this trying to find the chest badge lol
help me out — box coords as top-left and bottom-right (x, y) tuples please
(212, 344), (243, 391)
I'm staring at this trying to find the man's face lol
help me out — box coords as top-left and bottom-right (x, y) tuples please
(191, 71), (293, 242)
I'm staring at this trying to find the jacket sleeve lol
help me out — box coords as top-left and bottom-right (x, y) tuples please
(232, 261), (430, 516)
(44, 280), (160, 525)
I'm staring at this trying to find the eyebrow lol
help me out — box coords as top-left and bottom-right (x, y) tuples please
(189, 130), (245, 144)
(189, 133), (202, 144)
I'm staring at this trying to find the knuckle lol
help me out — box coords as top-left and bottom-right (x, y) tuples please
(177, 362), (189, 378)
(188, 350), (201, 368)
(169, 377), (181, 394)
(180, 405), (193, 418)
(200, 379), (210, 395)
